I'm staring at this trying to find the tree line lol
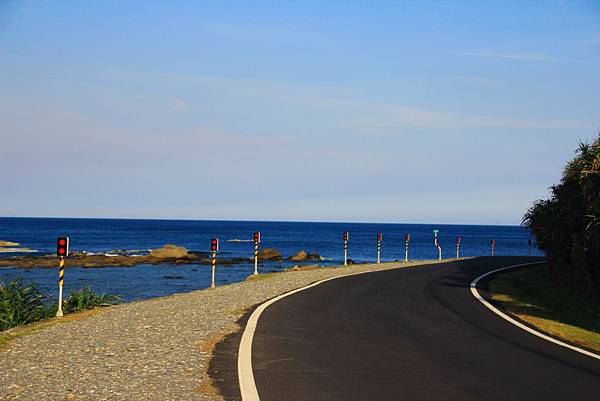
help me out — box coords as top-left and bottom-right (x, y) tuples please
(523, 134), (600, 293)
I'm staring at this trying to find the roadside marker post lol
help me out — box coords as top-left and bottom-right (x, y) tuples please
(491, 239), (495, 256)
(377, 233), (382, 264)
(343, 231), (348, 266)
(433, 229), (442, 261)
(456, 236), (461, 259)
(528, 238), (532, 256)
(56, 237), (69, 318)
(253, 232), (260, 275)
(405, 234), (410, 262)
(211, 238), (219, 288)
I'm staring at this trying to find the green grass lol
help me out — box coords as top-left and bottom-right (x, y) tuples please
(489, 263), (600, 352)
(63, 287), (120, 313)
(0, 279), (120, 333)
(0, 279), (54, 331)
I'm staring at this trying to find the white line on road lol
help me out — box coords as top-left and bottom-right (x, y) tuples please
(237, 266), (413, 401)
(470, 262), (600, 361)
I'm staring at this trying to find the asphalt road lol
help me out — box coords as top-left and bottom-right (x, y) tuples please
(249, 257), (600, 401)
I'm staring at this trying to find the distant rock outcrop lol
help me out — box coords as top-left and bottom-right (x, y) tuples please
(0, 240), (20, 247)
(258, 248), (282, 261)
(288, 250), (324, 262)
(289, 250), (309, 261)
(149, 245), (190, 259)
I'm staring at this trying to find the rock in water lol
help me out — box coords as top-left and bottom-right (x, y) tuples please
(0, 240), (20, 247)
(150, 245), (190, 259)
(258, 248), (282, 261)
(289, 250), (309, 261)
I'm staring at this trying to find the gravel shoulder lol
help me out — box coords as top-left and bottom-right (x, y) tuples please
(0, 259), (454, 401)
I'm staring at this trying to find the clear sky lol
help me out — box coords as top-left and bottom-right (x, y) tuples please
(1, 1), (598, 225)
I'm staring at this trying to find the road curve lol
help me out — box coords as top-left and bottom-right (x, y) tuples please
(249, 257), (600, 401)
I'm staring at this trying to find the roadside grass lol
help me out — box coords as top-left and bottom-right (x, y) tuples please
(489, 263), (600, 353)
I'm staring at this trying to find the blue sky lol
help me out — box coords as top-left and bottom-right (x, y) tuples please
(0, 1), (598, 224)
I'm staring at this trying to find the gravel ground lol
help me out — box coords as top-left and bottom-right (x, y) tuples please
(0, 260), (445, 401)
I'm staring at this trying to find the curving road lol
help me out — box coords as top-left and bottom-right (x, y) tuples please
(248, 257), (600, 401)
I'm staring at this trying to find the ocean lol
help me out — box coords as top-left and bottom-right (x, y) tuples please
(0, 217), (541, 301)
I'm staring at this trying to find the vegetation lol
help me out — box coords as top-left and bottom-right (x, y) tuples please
(63, 287), (120, 313)
(0, 279), (119, 331)
(0, 279), (54, 331)
(523, 134), (600, 294)
(490, 264), (600, 352)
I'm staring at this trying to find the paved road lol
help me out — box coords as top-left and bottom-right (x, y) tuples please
(251, 257), (600, 401)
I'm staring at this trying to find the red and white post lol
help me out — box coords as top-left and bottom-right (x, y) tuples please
(211, 238), (219, 288)
(377, 233), (382, 264)
(253, 232), (260, 275)
(405, 234), (410, 262)
(343, 231), (349, 266)
(491, 239), (495, 256)
(456, 236), (461, 259)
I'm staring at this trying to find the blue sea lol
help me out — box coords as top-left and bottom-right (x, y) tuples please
(0, 217), (541, 302)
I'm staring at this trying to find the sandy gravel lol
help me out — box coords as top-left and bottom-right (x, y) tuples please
(0, 260), (445, 401)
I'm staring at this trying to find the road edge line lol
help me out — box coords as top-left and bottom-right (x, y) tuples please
(470, 261), (600, 361)
(238, 264), (419, 401)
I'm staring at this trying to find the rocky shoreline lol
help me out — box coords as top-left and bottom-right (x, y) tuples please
(0, 244), (324, 269)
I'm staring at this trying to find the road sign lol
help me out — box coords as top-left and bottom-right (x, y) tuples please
(56, 237), (69, 257)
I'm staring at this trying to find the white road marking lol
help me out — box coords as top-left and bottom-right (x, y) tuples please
(470, 262), (600, 361)
(238, 265), (416, 401)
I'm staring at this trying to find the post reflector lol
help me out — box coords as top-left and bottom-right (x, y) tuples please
(405, 234), (410, 242)
(377, 233), (382, 242)
(456, 236), (461, 244)
(211, 238), (219, 252)
(253, 232), (260, 243)
(343, 231), (348, 241)
(56, 237), (69, 257)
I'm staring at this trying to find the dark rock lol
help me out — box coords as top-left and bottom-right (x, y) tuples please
(258, 248), (282, 261)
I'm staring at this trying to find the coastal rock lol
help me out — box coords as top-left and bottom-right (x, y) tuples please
(0, 240), (20, 247)
(289, 250), (309, 261)
(288, 250), (324, 261)
(149, 245), (190, 259)
(258, 248), (282, 261)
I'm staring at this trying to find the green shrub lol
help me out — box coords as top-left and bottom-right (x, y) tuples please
(63, 287), (120, 313)
(0, 279), (54, 331)
(0, 280), (121, 331)
(523, 134), (600, 293)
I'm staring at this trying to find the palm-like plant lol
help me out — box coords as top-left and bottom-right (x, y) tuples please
(523, 133), (600, 291)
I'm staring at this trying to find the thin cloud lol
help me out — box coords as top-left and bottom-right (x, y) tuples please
(454, 51), (569, 63)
